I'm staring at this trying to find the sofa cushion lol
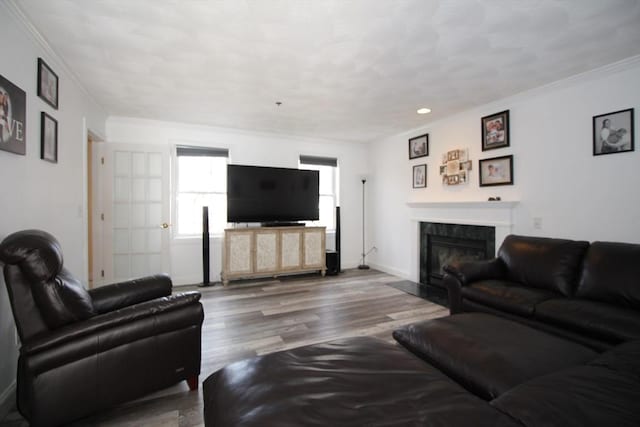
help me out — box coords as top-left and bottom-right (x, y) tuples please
(392, 313), (597, 400)
(589, 340), (640, 378)
(461, 280), (559, 317)
(203, 336), (519, 427)
(491, 342), (640, 427)
(535, 298), (640, 344)
(491, 364), (640, 427)
(576, 241), (640, 310)
(498, 235), (589, 296)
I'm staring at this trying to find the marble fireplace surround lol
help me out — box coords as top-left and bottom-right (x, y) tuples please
(406, 201), (519, 282)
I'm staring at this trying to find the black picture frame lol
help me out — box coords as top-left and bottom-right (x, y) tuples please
(481, 110), (509, 151)
(0, 74), (27, 155)
(479, 155), (513, 187)
(37, 58), (59, 110)
(592, 108), (634, 156)
(413, 164), (427, 188)
(408, 133), (429, 159)
(40, 112), (58, 163)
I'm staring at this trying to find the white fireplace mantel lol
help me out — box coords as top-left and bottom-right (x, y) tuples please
(405, 200), (520, 282)
(406, 201), (519, 209)
(407, 201), (519, 228)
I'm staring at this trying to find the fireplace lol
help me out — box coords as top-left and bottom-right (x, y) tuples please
(420, 222), (495, 288)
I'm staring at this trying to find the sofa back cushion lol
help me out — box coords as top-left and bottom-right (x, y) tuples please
(0, 230), (96, 330)
(33, 267), (96, 329)
(576, 242), (640, 309)
(498, 235), (589, 296)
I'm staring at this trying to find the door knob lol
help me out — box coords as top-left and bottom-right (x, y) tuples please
(160, 223), (170, 229)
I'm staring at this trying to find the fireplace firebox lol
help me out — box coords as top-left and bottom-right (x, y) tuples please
(420, 222), (495, 288)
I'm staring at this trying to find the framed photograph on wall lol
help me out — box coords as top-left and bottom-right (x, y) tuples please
(37, 58), (59, 109)
(481, 110), (509, 151)
(0, 74), (27, 155)
(479, 155), (513, 187)
(593, 108), (634, 156)
(413, 164), (426, 188)
(408, 133), (428, 159)
(41, 112), (58, 163)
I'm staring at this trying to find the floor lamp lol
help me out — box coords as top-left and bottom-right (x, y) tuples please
(358, 178), (370, 270)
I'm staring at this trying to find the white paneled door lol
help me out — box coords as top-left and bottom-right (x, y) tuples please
(102, 144), (170, 283)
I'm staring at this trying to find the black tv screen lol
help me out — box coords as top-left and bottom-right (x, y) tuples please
(227, 165), (319, 223)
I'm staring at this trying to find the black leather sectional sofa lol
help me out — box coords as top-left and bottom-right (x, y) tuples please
(443, 234), (640, 351)
(203, 234), (640, 426)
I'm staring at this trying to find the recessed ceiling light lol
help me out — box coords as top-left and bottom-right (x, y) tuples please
(417, 108), (431, 114)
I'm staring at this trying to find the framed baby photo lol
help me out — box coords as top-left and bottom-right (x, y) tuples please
(592, 108), (634, 156)
(479, 155), (513, 187)
(40, 112), (58, 163)
(408, 133), (428, 159)
(413, 164), (426, 188)
(481, 110), (509, 151)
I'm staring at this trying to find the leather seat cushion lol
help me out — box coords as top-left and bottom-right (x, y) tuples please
(535, 299), (640, 343)
(393, 313), (597, 400)
(461, 280), (559, 317)
(203, 336), (518, 427)
(492, 341), (640, 427)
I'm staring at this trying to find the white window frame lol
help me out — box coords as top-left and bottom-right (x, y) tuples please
(299, 155), (339, 232)
(173, 145), (229, 238)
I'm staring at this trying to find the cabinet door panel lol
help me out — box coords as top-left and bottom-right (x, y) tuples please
(304, 229), (324, 268)
(256, 232), (278, 272)
(281, 231), (302, 269)
(227, 232), (253, 274)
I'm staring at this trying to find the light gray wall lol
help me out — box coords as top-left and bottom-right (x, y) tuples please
(368, 58), (640, 280)
(105, 117), (370, 285)
(0, 4), (106, 415)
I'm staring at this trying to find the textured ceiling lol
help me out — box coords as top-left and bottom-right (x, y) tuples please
(15, 0), (640, 142)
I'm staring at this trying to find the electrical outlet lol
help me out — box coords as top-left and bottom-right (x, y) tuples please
(533, 217), (543, 230)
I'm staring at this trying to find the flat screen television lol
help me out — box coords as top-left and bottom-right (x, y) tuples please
(227, 164), (319, 224)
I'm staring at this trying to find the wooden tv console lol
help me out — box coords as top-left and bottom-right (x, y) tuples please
(221, 226), (326, 286)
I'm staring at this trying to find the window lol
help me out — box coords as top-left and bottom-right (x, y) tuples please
(175, 146), (228, 236)
(299, 155), (338, 231)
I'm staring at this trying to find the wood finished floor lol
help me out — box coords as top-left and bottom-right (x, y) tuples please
(1, 269), (448, 427)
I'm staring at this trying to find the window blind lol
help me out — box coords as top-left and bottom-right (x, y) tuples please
(176, 145), (229, 157)
(299, 155), (338, 167)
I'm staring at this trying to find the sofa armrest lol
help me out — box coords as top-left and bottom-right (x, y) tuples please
(443, 259), (505, 314)
(22, 291), (202, 358)
(443, 258), (506, 286)
(89, 274), (172, 314)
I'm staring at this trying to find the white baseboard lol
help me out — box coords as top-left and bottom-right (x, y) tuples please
(0, 381), (16, 421)
(368, 262), (410, 280)
(172, 274), (222, 287)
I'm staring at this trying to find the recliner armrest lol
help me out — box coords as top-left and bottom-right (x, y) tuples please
(22, 291), (202, 357)
(89, 274), (172, 313)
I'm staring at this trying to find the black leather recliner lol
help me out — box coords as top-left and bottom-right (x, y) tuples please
(0, 230), (204, 427)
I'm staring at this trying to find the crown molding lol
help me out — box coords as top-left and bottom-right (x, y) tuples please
(2, 0), (107, 115)
(106, 116), (367, 147)
(388, 54), (640, 143)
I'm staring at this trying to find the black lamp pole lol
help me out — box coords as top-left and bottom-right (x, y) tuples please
(358, 178), (369, 270)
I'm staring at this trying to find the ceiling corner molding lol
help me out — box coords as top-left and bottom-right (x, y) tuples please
(2, 0), (107, 115)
